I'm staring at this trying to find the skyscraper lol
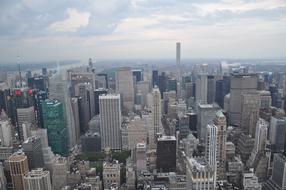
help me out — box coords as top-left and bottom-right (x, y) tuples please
(42, 99), (68, 155)
(149, 86), (162, 148)
(99, 94), (122, 150)
(206, 124), (218, 185)
(270, 116), (286, 152)
(116, 67), (134, 111)
(0, 112), (12, 147)
(176, 42), (181, 82)
(241, 92), (260, 137)
(213, 111), (227, 180)
(229, 73), (257, 126)
(23, 168), (52, 190)
(8, 152), (29, 190)
(16, 106), (36, 140)
(196, 74), (208, 104)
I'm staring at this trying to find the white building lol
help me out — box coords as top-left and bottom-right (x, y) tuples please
(206, 124), (218, 185)
(103, 161), (121, 189)
(23, 168), (52, 190)
(116, 67), (134, 111)
(0, 119), (12, 147)
(149, 87), (162, 149)
(16, 106), (36, 139)
(99, 94), (122, 150)
(186, 157), (214, 190)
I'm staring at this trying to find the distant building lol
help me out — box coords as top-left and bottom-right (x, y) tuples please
(135, 143), (147, 172)
(23, 168), (52, 190)
(116, 67), (134, 111)
(16, 106), (36, 140)
(156, 136), (176, 172)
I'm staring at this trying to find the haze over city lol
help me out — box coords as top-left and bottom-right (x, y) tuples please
(0, 0), (286, 62)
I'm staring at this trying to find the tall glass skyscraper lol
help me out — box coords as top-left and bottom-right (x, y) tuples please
(42, 99), (68, 155)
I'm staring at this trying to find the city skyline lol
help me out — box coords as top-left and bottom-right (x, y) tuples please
(0, 0), (286, 62)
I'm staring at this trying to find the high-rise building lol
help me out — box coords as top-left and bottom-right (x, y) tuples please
(215, 76), (230, 108)
(34, 90), (48, 128)
(176, 42), (181, 82)
(206, 124), (218, 184)
(158, 72), (168, 98)
(149, 87), (162, 148)
(207, 75), (216, 104)
(0, 112), (12, 147)
(70, 97), (81, 144)
(196, 74), (208, 104)
(186, 157), (214, 190)
(152, 70), (158, 87)
(52, 156), (67, 190)
(16, 106), (36, 140)
(22, 136), (44, 170)
(99, 94), (122, 150)
(135, 143), (147, 172)
(213, 111), (227, 180)
(8, 152), (29, 190)
(229, 73), (257, 126)
(270, 116), (286, 152)
(94, 88), (108, 115)
(116, 67), (134, 111)
(156, 136), (176, 172)
(243, 170), (261, 190)
(23, 168), (52, 190)
(241, 92), (260, 137)
(42, 99), (68, 155)
(132, 70), (143, 82)
(197, 103), (220, 141)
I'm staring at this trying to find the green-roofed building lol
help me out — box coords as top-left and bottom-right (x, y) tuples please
(42, 99), (68, 156)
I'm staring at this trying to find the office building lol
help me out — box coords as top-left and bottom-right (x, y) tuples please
(23, 168), (52, 190)
(215, 76), (230, 108)
(197, 103), (220, 141)
(186, 157), (214, 190)
(8, 152), (29, 190)
(70, 97), (81, 144)
(16, 106), (36, 140)
(132, 69), (143, 82)
(42, 99), (68, 155)
(241, 92), (260, 137)
(136, 81), (150, 107)
(266, 153), (286, 189)
(99, 94), (122, 150)
(52, 156), (68, 190)
(213, 111), (227, 180)
(94, 88), (108, 115)
(196, 74), (208, 104)
(116, 67), (134, 111)
(22, 136), (44, 170)
(270, 116), (286, 152)
(176, 42), (181, 81)
(149, 86), (162, 148)
(206, 124), (218, 184)
(229, 73), (257, 126)
(156, 136), (176, 172)
(158, 72), (168, 98)
(136, 143), (147, 172)
(207, 75), (216, 104)
(152, 70), (158, 87)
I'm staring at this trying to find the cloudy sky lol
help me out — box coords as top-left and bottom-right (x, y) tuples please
(0, 0), (286, 62)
